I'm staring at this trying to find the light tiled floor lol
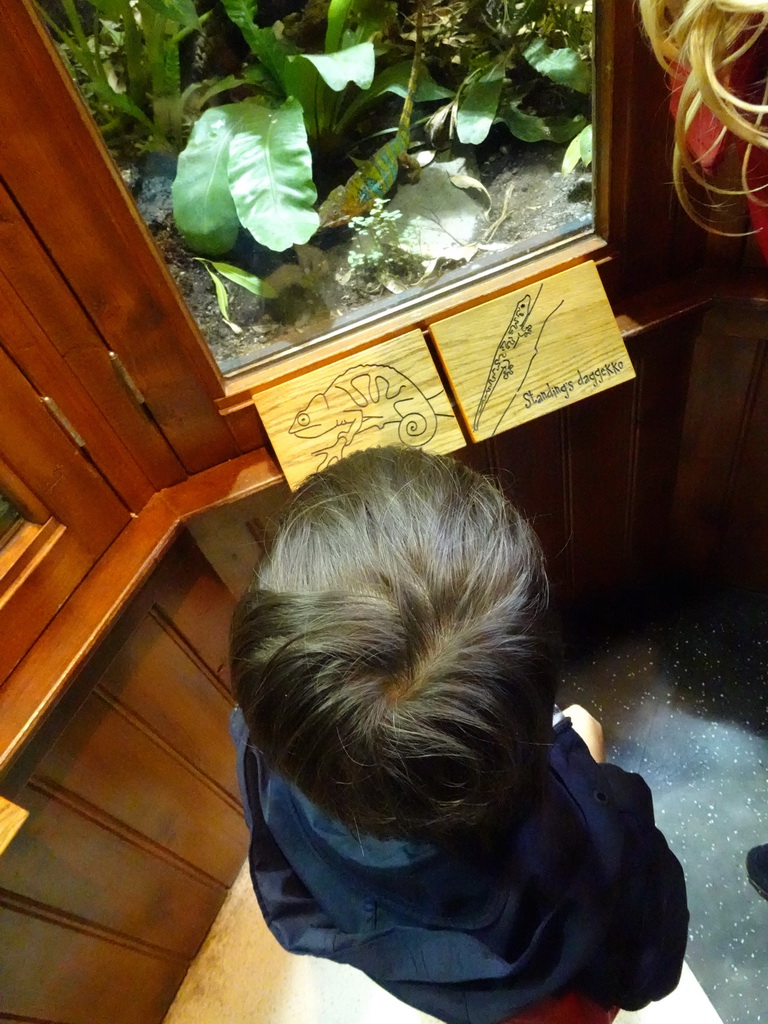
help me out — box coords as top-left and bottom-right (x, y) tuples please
(163, 861), (722, 1024)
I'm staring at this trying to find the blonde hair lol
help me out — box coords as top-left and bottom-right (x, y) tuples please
(639, 0), (768, 232)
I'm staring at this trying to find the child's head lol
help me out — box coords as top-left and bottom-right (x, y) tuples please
(231, 445), (558, 844)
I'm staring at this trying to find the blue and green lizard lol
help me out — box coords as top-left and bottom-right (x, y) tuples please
(317, 2), (423, 229)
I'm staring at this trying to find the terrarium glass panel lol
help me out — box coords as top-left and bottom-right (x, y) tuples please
(39, 0), (595, 374)
(0, 493), (24, 547)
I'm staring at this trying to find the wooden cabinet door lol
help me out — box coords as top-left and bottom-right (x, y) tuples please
(0, 341), (130, 684)
(0, 533), (248, 1024)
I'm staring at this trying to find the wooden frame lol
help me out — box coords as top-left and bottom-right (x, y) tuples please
(0, 0), (704, 461)
(0, 449), (281, 777)
(0, 344), (130, 685)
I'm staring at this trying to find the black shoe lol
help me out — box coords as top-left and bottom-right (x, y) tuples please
(746, 845), (768, 900)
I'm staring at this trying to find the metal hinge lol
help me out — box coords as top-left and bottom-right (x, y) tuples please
(109, 351), (147, 406)
(41, 397), (86, 448)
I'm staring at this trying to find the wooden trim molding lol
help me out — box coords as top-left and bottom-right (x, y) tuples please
(220, 237), (615, 408)
(0, 449), (282, 776)
(0, 796), (28, 856)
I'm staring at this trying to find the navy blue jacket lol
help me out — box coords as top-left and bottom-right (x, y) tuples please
(231, 709), (688, 1024)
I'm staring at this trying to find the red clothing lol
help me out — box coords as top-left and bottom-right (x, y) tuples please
(504, 992), (618, 1023)
(669, 31), (768, 260)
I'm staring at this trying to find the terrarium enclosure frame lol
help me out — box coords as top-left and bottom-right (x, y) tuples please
(0, 0), (706, 463)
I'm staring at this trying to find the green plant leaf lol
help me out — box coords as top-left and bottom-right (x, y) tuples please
(580, 122), (593, 166)
(86, 0), (129, 19)
(227, 97), (319, 251)
(508, 0), (549, 32)
(208, 260), (278, 298)
(292, 42), (375, 92)
(562, 123), (593, 174)
(325, 0), (354, 52)
(456, 62), (506, 146)
(497, 103), (586, 144)
(195, 260), (243, 333)
(90, 80), (159, 134)
(523, 39), (592, 94)
(337, 61), (452, 131)
(562, 131), (581, 174)
(173, 103), (246, 254)
(139, 0), (198, 29)
(218, 0), (260, 52)
(219, 3), (295, 93)
(342, 0), (397, 46)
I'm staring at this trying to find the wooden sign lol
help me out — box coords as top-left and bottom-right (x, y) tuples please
(430, 262), (635, 441)
(254, 330), (465, 490)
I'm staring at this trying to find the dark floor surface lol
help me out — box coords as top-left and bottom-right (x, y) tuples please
(560, 585), (768, 1024)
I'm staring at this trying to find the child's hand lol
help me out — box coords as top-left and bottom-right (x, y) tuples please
(562, 704), (605, 763)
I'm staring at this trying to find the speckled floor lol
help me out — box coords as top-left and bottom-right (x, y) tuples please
(560, 585), (768, 1024)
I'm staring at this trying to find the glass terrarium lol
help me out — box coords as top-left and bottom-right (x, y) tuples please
(39, 0), (595, 374)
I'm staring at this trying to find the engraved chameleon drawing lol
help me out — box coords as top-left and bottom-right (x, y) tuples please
(289, 364), (439, 471)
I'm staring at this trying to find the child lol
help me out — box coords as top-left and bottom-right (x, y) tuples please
(230, 446), (688, 1024)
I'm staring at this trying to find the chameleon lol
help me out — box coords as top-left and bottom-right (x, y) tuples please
(288, 363), (438, 471)
(317, 1), (423, 229)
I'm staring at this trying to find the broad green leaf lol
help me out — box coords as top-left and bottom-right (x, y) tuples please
(196, 260), (243, 333)
(337, 61), (452, 131)
(173, 103), (248, 254)
(497, 103), (586, 144)
(227, 97), (319, 251)
(523, 39), (592, 94)
(456, 63), (505, 146)
(139, 0), (198, 28)
(208, 260), (278, 298)
(292, 42), (375, 92)
(218, 0), (261, 53)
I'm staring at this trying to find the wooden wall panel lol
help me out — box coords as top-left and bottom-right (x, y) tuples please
(626, 316), (698, 577)
(98, 613), (239, 801)
(482, 311), (704, 601)
(37, 691), (245, 885)
(671, 297), (768, 588)
(0, 531), (248, 1024)
(491, 411), (571, 593)
(187, 479), (291, 599)
(566, 379), (637, 595)
(718, 343), (768, 588)
(153, 548), (240, 684)
(0, 903), (187, 1024)
(0, 782), (224, 956)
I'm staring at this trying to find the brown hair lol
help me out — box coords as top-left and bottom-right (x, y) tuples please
(230, 446), (558, 843)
